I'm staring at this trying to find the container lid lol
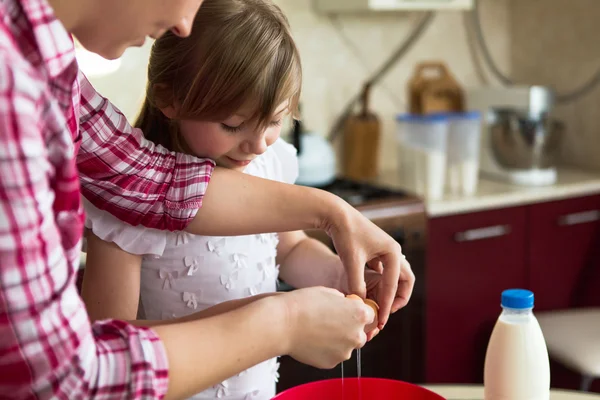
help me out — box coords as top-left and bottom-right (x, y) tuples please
(396, 113), (448, 123)
(443, 110), (481, 120)
(501, 289), (534, 309)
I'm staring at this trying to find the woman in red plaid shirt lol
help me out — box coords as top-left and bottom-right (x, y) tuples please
(0, 0), (413, 398)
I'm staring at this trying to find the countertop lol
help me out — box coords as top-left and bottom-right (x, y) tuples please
(374, 167), (600, 218)
(422, 385), (600, 400)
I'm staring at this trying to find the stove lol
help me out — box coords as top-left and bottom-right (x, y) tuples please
(277, 177), (427, 390)
(301, 178), (426, 252)
(319, 178), (412, 207)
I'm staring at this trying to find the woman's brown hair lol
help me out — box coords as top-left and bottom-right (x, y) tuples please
(135, 0), (302, 154)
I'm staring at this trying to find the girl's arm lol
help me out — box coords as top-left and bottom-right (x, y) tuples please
(276, 230), (346, 292)
(81, 233), (374, 400)
(81, 232), (281, 324)
(277, 230), (415, 318)
(276, 231), (387, 340)
(81, 232), (142, 322)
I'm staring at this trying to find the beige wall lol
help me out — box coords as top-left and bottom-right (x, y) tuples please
(84, 41), (153, 123)
(87, 0), (512, 172)
(510, 0), (600, 171)
(279, 0), (511, 171)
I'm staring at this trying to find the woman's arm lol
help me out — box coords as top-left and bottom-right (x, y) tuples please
(78, 74), (330, 237)
(187, 168), (335, 237)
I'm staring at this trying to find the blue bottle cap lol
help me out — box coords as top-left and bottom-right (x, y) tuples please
(501, 289), (534, 309)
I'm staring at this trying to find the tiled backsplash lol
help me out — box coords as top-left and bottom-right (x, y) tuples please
(87, 0), (513, 172)
(88, 1), (600, 174)
(278, 0), (510, 171)
(510, 0), (600, 171)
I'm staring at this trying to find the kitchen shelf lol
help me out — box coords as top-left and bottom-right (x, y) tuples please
(313, 0), (473, 13)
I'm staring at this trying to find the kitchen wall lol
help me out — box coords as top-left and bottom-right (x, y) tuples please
(84, 41), (153, 123)
(87, 0), (511, 172)
(275, 0), (511, 172)
(510, 0), (600, 172)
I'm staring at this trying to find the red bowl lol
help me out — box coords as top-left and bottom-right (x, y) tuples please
(273, 378), (445, 400)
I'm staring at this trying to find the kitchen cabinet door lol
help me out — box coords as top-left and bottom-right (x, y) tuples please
(426, 206), (528, 384)
(528, 195), (600, 311)
(578, 225), (600, 308)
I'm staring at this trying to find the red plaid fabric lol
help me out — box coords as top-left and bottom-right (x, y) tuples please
(0, 0), (213, 398)
(78, 74), (215, 232)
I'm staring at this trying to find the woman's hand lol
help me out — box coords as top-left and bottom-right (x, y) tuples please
(324, 197), (414, 329)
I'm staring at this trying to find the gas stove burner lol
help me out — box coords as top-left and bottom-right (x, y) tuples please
(319, 178), (408, 206)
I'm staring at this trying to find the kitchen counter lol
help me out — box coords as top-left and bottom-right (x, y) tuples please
(422, 385), (600, 400)
(375, 167), (600, 217)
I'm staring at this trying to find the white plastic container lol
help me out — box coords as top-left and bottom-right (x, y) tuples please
(396, 114), (448, 200)
(445, 111), (482, 196)
(484, 289), (550, 400)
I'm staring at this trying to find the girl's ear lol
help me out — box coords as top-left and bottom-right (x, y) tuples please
(159, 105), (177, 119)
(153, 83), (178, 119)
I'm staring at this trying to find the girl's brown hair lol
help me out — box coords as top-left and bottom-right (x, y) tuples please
(135, 0), (302, 153)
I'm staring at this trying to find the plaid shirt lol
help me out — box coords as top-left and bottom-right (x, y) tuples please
(77, 68), (215, 232)
(0, 0), (214, 398)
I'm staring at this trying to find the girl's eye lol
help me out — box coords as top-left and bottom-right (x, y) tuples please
(221, 123), (243, 133)
(270, 120), (282, 127)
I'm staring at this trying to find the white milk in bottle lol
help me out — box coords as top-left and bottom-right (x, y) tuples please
(484, 289), (550, 400)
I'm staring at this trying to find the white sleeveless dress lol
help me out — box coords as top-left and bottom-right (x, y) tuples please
(83, 139), (298, 400)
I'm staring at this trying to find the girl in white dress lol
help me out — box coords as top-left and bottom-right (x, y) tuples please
(80, 1), (373, 399)
(81, 0), (387, 399)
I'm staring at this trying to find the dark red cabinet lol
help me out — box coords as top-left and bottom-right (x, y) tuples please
(426, 206), (528, 383)
(528, 194), (600, 311)
(426, 194), (600, 386)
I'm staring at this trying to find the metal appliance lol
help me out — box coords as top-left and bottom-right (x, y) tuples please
(291, 113), (336, 188)
(277, 178), (427, 391)
(466, 86), (560, 186)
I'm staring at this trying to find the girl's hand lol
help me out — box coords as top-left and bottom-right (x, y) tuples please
(364, 256), (414, 317)
(281, 287), (375, 369)
(337, 256), (414, 336)
(345, 294), (380, 341)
